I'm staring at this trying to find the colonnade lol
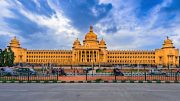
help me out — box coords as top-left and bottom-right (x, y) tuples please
(74, 50), (99, 63)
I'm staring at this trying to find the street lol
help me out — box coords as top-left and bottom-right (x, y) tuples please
(0, 83), (180, 101)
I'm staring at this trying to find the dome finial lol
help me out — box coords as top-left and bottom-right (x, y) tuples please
(167, 36), (169, 39)
(90, 25), (93, 32)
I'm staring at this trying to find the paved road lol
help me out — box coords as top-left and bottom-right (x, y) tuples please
(0, 83), (180, 101)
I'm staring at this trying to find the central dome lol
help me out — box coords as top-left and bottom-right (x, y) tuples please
(85, 26), (97, 41)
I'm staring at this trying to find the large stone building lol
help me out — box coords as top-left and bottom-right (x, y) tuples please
(8, 26), (179, 67)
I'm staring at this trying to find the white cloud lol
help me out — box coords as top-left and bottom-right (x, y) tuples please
(95, 0), (180, 50)
(0, 0), (180, 50)
(0, 0), (80, 49)
(0, 0), (23, 49)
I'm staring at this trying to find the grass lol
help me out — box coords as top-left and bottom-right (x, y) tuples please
(96, 69), (104, 73)
(0, 78), (17, 81)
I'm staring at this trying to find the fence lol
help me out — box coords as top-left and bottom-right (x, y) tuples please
(0, 71), (180, 82)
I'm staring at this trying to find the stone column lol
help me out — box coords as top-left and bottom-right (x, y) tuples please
(85, 50), (87, 62)
(75, 51), (77, 62)
(79, 50), (81, 62)
(95, 50), (97, 63)
(97, 51), (99, 62)
(89, 51), (91, 62)
(92, 50), (94, 62)
(77, 51), (79, 62)
(81, 50), (82, 62)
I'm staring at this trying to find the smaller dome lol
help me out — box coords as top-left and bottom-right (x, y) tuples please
(9, 36), (20, 48)
(99, 38), (106, 45)
(11, 36), (19, 44)
(162, 36), (174, 49)
(164, 36), (172, 44)
(73, 38), (81, 46)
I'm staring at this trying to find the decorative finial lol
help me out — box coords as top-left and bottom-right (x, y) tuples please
(76, 38), (79, 40)
(90, 25), (93, 32)
(14, 36), (16, 39)
(167, 36), (169, 39)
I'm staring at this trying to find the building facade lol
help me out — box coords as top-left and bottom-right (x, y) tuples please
(8, 26), (179, 67)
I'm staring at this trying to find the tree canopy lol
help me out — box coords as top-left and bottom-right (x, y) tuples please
(0, 47), (14, 67)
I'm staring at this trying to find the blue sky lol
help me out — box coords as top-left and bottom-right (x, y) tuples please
(0, 0), (180, 50)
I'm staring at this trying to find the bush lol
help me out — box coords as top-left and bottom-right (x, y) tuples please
(121, 80), (126, 83)
(165, 81), (170, 83)
(87, 80), (91, 83)
(113, 80), (117, 83)
(44, 80), (48, 83)
(19, 81), (23, 83)
(138, 80), (143, 83)
(104, 81), (109, 83)
(11, 80), (15, 83)
(78, 81), (83, 83)
(36, 80), (40, 83)
(28, 81), (32, 83)
(61, 81), (66, 83)
(175, 81), (179, 83)
(53, 80), (57, 83)
(2, 80), (6, 83)
(130, 80), (135, 83)
(96, 69), (104, 73)
(147, 80), (152, 83)
(95, 78), (102, 82)
(70, 81), (74, 83)
(156, 80), (161, 83)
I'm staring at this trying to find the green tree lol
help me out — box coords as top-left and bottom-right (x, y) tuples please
(3, 48), (8, 66)
(7, 47), (14, 67)
(0, 49), (3, 67)
(0, 48), (15, 67)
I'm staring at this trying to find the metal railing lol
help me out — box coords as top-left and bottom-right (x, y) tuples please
(0, 71), (180, 82)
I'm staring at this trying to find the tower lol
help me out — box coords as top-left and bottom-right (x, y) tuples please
(8, 36), (27, 64)
(155, 37), (179, 67)
(99, 38), (107, 62)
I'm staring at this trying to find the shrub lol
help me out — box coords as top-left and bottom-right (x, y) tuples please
(147, 80), (152, 83)
(44, 80), (48, 83)
(95, 78), (102, 82)
(70, 81), (74, 83)
(130, 80), (135, 83)
(138, 80), (143, 83)
(87, 80), (91, 83)
(53, 80), (57, 83)
(78, 81), (83, 83)
(36, 80), (40, 83)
